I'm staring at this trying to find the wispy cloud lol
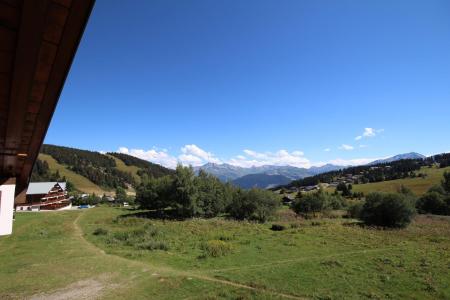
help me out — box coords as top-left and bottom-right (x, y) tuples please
(324, 148), (331, 152)
(355, 128), (384, 140)
(339, 144), (354, 151)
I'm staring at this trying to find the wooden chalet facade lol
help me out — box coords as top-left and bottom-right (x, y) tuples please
(16, 182), (70, 211)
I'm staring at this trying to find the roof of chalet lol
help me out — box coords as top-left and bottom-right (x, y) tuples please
(26, 182), (66, 195)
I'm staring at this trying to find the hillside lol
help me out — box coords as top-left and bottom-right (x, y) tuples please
(107, 152), (174, 179)
(107, 155), (142, 184)
(347, 165), (450, 195)
(232, 173), (292, 189)
(37, 153), (109, 195)
(31, 144), (173, 194)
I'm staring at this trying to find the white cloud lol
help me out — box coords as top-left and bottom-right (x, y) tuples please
(117, 147), (178, 169)
(359, 144), (368, 148)
(180, 144), (221, 165)
(227, 149), (311, 168)
(339, 144), (354, 151)
(324, 148), (331, 152)
(117, 144), (221, 169)
(355, 128), (384, 140)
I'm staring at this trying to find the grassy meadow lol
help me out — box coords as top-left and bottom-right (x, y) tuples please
(1, 207), (450, 299)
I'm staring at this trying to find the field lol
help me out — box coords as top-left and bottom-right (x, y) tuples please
(1, 207), (450, 299)
(38, 153), (109, 195)
(324, 166), (450, 196)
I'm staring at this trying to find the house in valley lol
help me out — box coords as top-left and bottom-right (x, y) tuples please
(16, 182), (71, 211)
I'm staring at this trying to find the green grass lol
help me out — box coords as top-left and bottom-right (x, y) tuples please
(39, 153), (109, 195)
(323, 166), (450, 196)
(3, 207), (447, 299)
(1, 206), (450, 299)
(0, 211), (260, 299)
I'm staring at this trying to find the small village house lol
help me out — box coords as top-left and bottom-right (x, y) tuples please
(16, 182), (71, 211)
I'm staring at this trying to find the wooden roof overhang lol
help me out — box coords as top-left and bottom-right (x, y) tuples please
(0, 0), (94, 198)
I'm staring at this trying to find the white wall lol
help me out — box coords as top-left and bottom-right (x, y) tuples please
(0, 182), (16, 236)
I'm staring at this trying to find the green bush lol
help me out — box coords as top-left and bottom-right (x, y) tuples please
(360, 192), (415, 228)
(416, 192), (449, 215)
(291, 190), (345, 217)
(347, 202), (364, 219)
(227, 188), (280, 222)
(202, 240), (233, 257)
(442, 171), (450, 193)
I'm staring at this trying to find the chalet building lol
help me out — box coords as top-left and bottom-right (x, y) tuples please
(16, 182), (71, 211)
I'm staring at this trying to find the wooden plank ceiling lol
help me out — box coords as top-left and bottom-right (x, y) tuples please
(0, 0), (94, 196)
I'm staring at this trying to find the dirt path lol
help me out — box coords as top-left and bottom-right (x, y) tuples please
(72, 212), (307, 300)
(30, 277), (114, 300)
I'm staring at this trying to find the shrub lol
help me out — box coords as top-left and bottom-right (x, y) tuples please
(202, 240), (233, 257)
(291, 192), (327, 216)
(359, 192), (415, 228)
(416, 192), (448, 215)
(270, 224), (286, 231)
(113, 231), (130, 241)
(347, 202), (364, 219)
(227, 188), (280, 222)
(137, 240), (168, 251)
(427, 185), (446, 195)
(291, 190), (345, 217)
(92, 227), (108, 236)
(442, 171), (450, 193)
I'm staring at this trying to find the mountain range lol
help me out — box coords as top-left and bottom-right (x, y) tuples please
(193, 163), (343, 182)
(195, 152), (427, 189)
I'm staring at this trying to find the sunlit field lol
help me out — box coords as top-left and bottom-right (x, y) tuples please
(2, 207), (449, 299)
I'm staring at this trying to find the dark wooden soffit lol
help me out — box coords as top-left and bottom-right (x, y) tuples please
(0, 0), (94, 195)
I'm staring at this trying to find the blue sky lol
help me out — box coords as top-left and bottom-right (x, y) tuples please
(45, 0), (450, 168)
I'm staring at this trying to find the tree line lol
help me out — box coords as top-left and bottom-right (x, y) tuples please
(136, 165), (280, 222)
(285, 154), (450, 189)
(41, 144), (136, 189)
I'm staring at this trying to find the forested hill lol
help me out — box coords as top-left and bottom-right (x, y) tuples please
(107, 152), (173, 179)
(31, 144), (173, 192)
(281, 153), (450, 189)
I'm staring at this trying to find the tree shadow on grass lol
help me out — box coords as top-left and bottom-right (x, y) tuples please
(117, 209), (187, 221)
